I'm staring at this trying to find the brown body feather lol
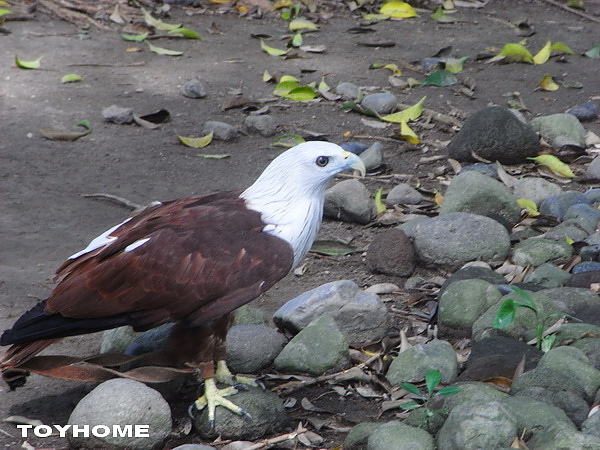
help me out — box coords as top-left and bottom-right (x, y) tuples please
(1, 191), (294, 386)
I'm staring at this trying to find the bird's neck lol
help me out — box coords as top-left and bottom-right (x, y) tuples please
(241, 182), (326, 268)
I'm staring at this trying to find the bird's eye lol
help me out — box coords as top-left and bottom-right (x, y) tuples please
(315, 156), (329, 167)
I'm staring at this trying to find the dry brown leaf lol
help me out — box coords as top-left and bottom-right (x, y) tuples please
(496, 161), (518, 188)
(485, 376), (513, 392)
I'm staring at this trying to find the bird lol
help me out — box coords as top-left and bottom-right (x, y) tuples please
(0, 141), (366, 425)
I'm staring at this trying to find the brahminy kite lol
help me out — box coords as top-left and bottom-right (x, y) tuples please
(0, 141), (366, 424)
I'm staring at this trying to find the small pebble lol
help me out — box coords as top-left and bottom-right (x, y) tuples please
(566, 102), (598, 122)
(335, 81), (361, 100)
(182, 78), (207, 99)
(361, 93), (398, 115)
(203, 121), (238, 141)
(102, 105), (134, 124)
(245, 115), (276, 137)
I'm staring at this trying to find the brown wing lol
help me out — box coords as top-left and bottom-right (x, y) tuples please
(45, 193), (294, 330)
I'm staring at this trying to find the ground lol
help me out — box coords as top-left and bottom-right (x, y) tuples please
(1, 0), (599, 448)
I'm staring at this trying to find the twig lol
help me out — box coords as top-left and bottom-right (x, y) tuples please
(242, 424), (308, 450)
(81, 193), (141, 210)
(540, 0), (600, 24)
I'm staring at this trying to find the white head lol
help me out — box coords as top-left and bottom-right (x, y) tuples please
(241, 141), (366, 267)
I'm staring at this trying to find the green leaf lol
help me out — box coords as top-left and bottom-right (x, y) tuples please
(442, 56), (468, 73)
(147, 42), (183, 56)
(425, 370), (442, 394)
(422, 69), (458, 86)
(497, 43), (534, 64)
(374, 188), (386, 214)
(142, 7), (181, 31)
(195, 153), (230, 159)
(260, 39), (289, 56)
(399, 401), (422, 411)
(291, 32), (303, 48)
(550, 42), (574, 55)
(541, 334), (557, 353)
(77, 119), (92, 131)
(61, 73), (83, 83)
(289, 18), (318, 31)
(271, 134), (305, 148)
(584, 43), (600, 59)
(509, 286), (537, 309)
(273, 79), (300, 96)
(493, 299), (516, 329)
(0, 8), (13, 16)
(281, 86), (317, 101)
(168, 27), (202, 39)
(401, 382), (422, 396)
(178, 131), (214, 148)
(533, 40), (552, 64)
(438, 385), (461, 396)
(381, 96), (426, 123)
(310, 240), (361, 256)
(15, 55), (42, 69)
(121, 32), (148, 41)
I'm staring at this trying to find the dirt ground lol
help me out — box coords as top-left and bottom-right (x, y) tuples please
(1, 0), (599, 448)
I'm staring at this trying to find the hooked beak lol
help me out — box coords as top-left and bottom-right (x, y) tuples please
(342, 151), (366, 177)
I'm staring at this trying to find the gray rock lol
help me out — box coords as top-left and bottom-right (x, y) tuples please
(359, 142), (384, 171)
(438, 279), (503, 333)
(555, 323), (600, 346)
(181, 78), (207, 98)
(366, 228), (416, 277)
(524, 263), (571, 288)
(173, 445), (216, 450)
(438, 265), (507, 297)
(386, 339), (457, 386)
(68, 379), (171, 449)
(460, 163), (497, 178)
(102, 105), (134, 124)
(582, 407), (600, 438)
(512, 177), (563, 205)
(273, 280), (389, 344)
(446, 105), (540, 164)
(552, 390), (591, 427)
(101, 326), (143, 353)
(344, 422), (382, 450)
(367, 421), (434, 450)
(587, 156), (600, 179)
(564, 203), (600, 233)
(202, 121), (238, 141)
(502, 396), (576, 433)
(273, 314), (350, 375)
(324, 179), (376, 225)
(360, 93), (398, 115)
(544, 219), (591, 242)
(531, 112), (587, 148)
(585, 188), (600, 204)
(539, 191), (590, 220)
(573, 262), (600, 273)
(567, 102), (598, 122)
(386, 183), (424, 206)
(335, 81), (361, 100)
(512, 237), (573, 267)
(436, 401), (518, 450)
(341, 141), (369, 154)
(529, 422), (600, 450)
(226, 325), (287, 373)
(533, 287), (600, 326)
(193, 387), (285, 440)
(566, 270), (600, 289)
(403, 213), (511, 269)
(573, 338), (600, 369)
(438, 171), (522, 229)
(126, 323), (174, 356)
(244, 115), (276, 137)
(442, 381), (509, 411)
(232, 304), (269, 326)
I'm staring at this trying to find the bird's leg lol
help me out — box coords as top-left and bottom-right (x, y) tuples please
(214, 360), (263, 389)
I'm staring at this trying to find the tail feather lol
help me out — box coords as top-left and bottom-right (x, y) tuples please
(1, 339), (57, 389)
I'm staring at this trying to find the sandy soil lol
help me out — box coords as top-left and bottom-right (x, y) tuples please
(1, 0), (599, 447)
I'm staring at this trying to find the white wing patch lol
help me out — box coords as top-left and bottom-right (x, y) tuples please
(68, 218), (132, 260)
(124, 237), (151, 253)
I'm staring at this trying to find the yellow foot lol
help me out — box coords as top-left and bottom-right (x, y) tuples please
(214, 360), (263, 389)
(193, 377), (252, 429)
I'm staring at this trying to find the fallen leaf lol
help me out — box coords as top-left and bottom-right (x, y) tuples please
(399, 120), (420, 144)
(289, 17), (318, 31)
(374, 187), (386, 213)
(370, 62), (402, 76)
(290, 32), (303, 48)
(497, 43), (534, 64)
(15, 55), (42, 69)
(528, 155), (575, 178)
(517, 198), (540, 216)
(142, 8), (181, 31)
(168, 27), (202, 39)
(381, 96), (426, 123)
(272, 134), (305, 147)
(550, 42), (574, 55)
(178, 131), (214, 148)
(0, 8), (13, 17)
(533, 40), (552, 64)
(40, 119), (91, 141)
(121, 32), (148, 42)
(196, 153), (230, 159)
(61, 73), (83, 83)
(147, 42), (183, 56)
(299, 44), (327, 53)
(422, 69), (458, 86)
(584, 43), (600, 58)
(379, 1), (417, 19)
(260, 39), (289, 56)
(537, 74), (559, 91)
(310, 240), (361, 256)
(442, 56), (468, 73)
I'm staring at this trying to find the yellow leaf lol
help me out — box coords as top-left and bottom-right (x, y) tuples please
(15, 55), (42, 69)
(289, 18), (318, 31)
(528, 155), (576, 178)
(260, 39), (289, 56)
(147, 42), (183, 56)
(550, 42), (574, 55)
(497, 43), (534, 64)
(178, 131), (214, 148)
(434, 192), (444, 206)
(565, 236), (575, 245)
(141, 7), (181, 31)
(273, 0), (293, 9)
(381, 96), (427, 124)
(517, 198), (540, 216)
(380, 1), (417, 19)
(374, 188), (387, 213)
(533, 40), (552, 65)
(400, 120), (420, 144)
(262, 70), (273, 82)
(61, 73), (83, 83)
(537, 74), (559, 91)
